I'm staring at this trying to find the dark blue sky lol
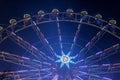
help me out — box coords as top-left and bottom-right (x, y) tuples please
(0, 0), (120, 25)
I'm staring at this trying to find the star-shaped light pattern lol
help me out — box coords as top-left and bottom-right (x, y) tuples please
(55, 51), (78, 69)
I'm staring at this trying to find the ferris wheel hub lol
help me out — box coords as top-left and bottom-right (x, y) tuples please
(61, 55), (70, 63)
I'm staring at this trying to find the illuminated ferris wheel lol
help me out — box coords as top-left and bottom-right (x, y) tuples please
(0, 9), (120, 80)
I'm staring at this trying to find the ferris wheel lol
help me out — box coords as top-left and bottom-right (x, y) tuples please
(0, 9), (120, 80)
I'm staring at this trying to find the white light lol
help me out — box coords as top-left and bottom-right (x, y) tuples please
(61, 55), (70, 63)
(55, 51), (77, 69)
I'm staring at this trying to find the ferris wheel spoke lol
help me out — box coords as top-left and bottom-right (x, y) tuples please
(76, 44), (120, 65)
(0, 70), (39, 80)
(74, 76), (84, 80)
(69, 19), (82, 54)
(0, 68), (52, 80)
(87, 44), (119, 65)
(52, 74), (59, 80)
(88, 63), (120, 75)
(74, 63), (120, 75)
(74, 71), (112, 80)
(18, 72), (49, 80)
(7, 31), (51, 61)
(78, 26), (108, 58)
(0, 52), (52, 69)
(32, 21), (56, 59)
(0, 52), (43, 69)
(0, 70), (41, 80)
(56, 16), (63, 53)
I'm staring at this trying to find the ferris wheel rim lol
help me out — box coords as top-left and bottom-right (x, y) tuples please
(0, 12), (120, 44)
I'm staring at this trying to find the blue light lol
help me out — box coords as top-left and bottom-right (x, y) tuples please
(55, 51), (77, 69)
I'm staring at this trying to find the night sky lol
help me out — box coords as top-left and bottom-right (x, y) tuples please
(0, 0), (120, 80)
(0, 0), (120, 24)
